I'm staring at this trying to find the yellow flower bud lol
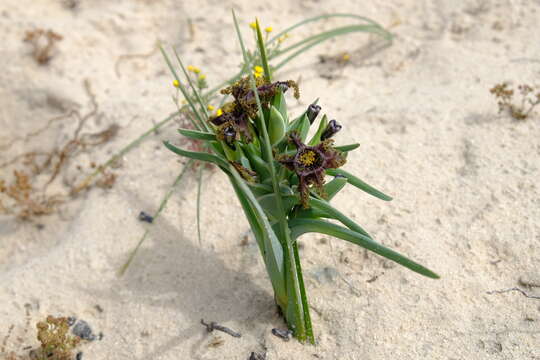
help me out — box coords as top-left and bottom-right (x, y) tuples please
(216, 108), (223, 116)
(173, 80), (180, 88)
(207, 104), (215, 111)
(265, 26), (273, 33)
(199, 74), (206, 80)
(249, 22), (257, 29)
(253, 66), (263, 73)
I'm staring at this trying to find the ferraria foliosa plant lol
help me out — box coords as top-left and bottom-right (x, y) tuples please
(162, 15), (439, 344)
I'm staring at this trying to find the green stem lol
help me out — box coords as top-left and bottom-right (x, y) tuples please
(233, 9), (307, 341)
(292, 240), (314, 343)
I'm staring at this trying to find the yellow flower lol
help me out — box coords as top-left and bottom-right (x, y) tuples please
(216, 108), (223, 116)
(173, 79), (180, 88)
(187, 65), (201, 73)
(199, 74), (206, 80)
(253, 72), (263, 78)
(207, 104), (215, 111)
(265, 26), (273, 33)
(277, 33), (289, 44)
(342, 53), (351, 61)
(249, 22), (257, 29)
(253, 66), (263, 74)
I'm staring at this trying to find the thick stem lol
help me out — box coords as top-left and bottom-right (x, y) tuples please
(292, 240), (314, 343)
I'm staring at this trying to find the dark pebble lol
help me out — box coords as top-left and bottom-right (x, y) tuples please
(138, 211), (154, 223)
(72, 320), (96, 341)
(271, 328), (292, 341)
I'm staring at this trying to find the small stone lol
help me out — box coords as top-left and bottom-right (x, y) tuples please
(271, 328), (292, 341)
(72, 320), (96, 341)
(138, 211), (154, 223)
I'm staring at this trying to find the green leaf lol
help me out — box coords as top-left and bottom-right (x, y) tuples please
(273, 24), (392, 71)
(255, 19), (272, 81)
(272, 90), (288, 123)
(163, 141), (229, 168)
(323, 175), (348, 200)
(334, 143), (360, 152)
(178, 128), (217, 141)
(159, 46), (205, 131)
(288, 219), (440, 279)
(268, 13), (392, 47)
(258, 193), (298, 221)
(326, 168), (393, 201)
(268, 105), (286, 145)
(309, 198), (372, 239)
(227, 162), (287, 302)
(308, 114), (328, 146)
(242, 145), (271, 179)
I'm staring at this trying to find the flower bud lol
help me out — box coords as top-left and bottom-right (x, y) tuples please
(306, 104), (321, 124)
(223, 126), (236, 148)
(320, 119), (341, 140)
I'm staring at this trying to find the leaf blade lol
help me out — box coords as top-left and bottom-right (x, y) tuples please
(289, 219), (440, 279)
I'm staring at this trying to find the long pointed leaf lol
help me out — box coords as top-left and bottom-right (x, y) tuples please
(310, 198), (372, 238)
(178, 128), (217, 141)
(326, 168), (392, 201)
(163, 141), (229, 168)
(289, 219), (439, 279)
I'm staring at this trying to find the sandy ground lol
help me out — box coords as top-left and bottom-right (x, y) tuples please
(1, 0), (540, 359)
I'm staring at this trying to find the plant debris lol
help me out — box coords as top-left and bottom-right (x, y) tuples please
(0, 80), (119, 220)
(486, 287), (540, 300)
(490, 83), (540, 120)
(23, 29), (63, 65)
(200, 319), (241, 338)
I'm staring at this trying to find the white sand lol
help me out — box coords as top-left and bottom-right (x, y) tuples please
(1, 1), (539, 359)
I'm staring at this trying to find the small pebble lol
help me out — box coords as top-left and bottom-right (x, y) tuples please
(138, 211), (154, 223)
(271, 328), (292, 341)
(72, 320), (96, 341)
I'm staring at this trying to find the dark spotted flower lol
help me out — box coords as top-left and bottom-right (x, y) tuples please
(209, 102), (251, 144)
(278, 132), (346, 208)
(212, 77), (299, 134)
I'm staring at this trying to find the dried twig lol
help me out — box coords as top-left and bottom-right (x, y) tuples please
(200, 319), (241, 338)
(486, 287), (540, 300)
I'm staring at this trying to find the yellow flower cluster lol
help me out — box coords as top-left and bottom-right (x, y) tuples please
(253, 65), (264, 78)
(187, 65), (201, 74)
(277, 33), (290, 44)
(249, 22), (273, 33)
